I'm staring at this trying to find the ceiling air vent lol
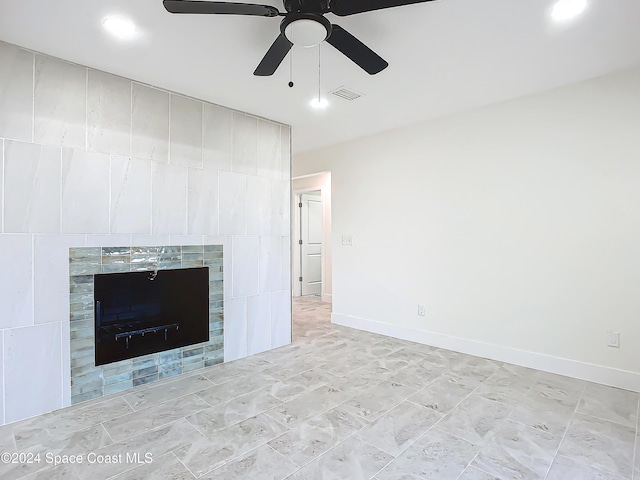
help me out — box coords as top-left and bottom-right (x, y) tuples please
(330, 87), (364, 101)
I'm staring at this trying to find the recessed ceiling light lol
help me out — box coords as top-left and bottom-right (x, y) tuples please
(102, 16), (138, 40)
(551, 0), (587, 22)
(310, 98), (328, 109)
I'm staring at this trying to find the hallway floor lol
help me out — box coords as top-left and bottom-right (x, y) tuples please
(1, 296), (638, 479)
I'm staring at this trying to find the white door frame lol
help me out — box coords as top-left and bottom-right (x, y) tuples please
(292, 172), (331, 302)
(293, 188), (323, 297)
(300, 191), (323, 296)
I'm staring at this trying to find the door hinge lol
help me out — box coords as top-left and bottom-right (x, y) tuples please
(299, 276), (303, 282)
(299, 202), (302, 208)
(298, 239), (303, 245)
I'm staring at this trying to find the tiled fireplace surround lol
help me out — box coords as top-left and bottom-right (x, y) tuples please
(0, 40), (292, 425)
(69, 245), (225, 405)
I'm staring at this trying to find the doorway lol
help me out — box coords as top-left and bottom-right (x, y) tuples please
(299, 191), (322, 296)
(292, 172), (332, 303)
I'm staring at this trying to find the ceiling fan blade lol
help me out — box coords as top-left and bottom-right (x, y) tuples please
(254, 34), (293, 76)
(326, 25), (388, 74)
(330, 0), (437, 16)
(163, 0), (281, 17)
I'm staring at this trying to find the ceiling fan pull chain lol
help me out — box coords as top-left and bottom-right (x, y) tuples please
(318, 42), (321, 102)
(288, 49), (294, 87)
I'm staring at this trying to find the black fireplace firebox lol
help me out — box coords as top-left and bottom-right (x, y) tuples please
(94, 267), (210, 366)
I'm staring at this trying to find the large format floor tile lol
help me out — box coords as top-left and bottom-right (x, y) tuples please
(1, 295), (639, 480)
(635, 429), (640, 479)
(342, 380), (418, 422)
(546, 455), (628, 480)
(470, 420), (562, 479)
(201, 444), (297, 480)
(268, 404), (367, 467)
(557, 413), (636, 478)
(111, 452), (195, 480)
(408, 373), (478, 414)
(376, 428), (481, 479)
(286, 436), (393, 480)
(577, 383), (639, 428)
(508, 393), (576, 436)
(474, 366), (537, 405)
(354, 400), (442, 456)
(457, 466), (502, 480)
(436, 394), (512, 446)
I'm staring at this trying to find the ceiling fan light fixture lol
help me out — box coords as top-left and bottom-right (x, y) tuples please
(282, 15), (331, 48)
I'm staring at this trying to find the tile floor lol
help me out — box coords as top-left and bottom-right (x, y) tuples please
(1, 296), (639, 479)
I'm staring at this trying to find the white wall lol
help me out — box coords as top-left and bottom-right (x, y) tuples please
(292, 173), (332, 301)
(294, 67), (640, 391)
(0, 40), (291, 425)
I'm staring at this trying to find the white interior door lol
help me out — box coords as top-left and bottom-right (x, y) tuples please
(300, 192), (322, 296)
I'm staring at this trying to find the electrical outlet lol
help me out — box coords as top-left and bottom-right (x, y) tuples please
(607, 331), (620, 348)
(341, 235), (353, 246)
(418, 304), (426, 316)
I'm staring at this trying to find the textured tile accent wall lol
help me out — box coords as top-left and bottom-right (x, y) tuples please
(69, 245), (223, 404)
(0, 39), (292, 425)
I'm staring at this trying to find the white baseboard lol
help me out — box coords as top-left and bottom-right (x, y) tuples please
(322, 293), (332, 303)
(332, 312), (640, 392)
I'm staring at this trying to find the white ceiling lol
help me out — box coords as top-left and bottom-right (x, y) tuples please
(1, 0), (639, 153)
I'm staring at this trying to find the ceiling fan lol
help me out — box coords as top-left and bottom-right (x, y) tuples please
(163, 0), (437, 76)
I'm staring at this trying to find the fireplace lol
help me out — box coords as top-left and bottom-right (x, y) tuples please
(69, 245), (224, 405)
(94, 267), (209, 366)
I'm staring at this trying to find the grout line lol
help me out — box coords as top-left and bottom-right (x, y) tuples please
(108, 155), (112, 235)
(31, 52), (35, 143)
(1, 330), (5, 428)
(149, 157), (154, 235)
(30, 234), (35, 327)
(59, 148), (63, 234)
(541, 380), (588, 479)
(85, 67), (88, 151)
(101, 422), (115, 445)
(1, 138), (4, 234)
(120, 395), (135, 412)
(129, 81), (133, 160)
(576, 410), (638, 429)
(268, 288), (273, 351)
(292, 431), (359, 473)
(632, 397), (639, 480)
(185, 166), (189, 236)
(168, 94), (172, 165)
(171, 451), (197, 479)
(104, 465), (138, 480)
(201, 98), (204, 169)
(216, 169), (220, 237)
